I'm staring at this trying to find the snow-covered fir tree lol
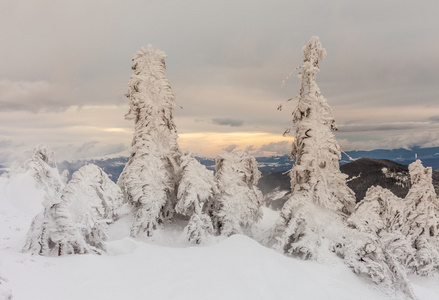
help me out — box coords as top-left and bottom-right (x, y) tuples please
(176, 152), (217, 244)
(24, 164), (124, 255)
(13, 144), (64, 206)
(345, 186), (415, 297)
(402, 159), (439, 276)
(338, 229), (416, 299)
(117, 45), (181, 238)
(59, 164), (124, 250)
(213, 150), (263, 236)
(348, 186), (414, 267)
(273, 37), (355, 259)
(346, 162), (439, 280)
(348, 186), (405, 234)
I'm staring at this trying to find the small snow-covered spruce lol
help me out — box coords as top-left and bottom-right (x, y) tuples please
(213, 150), (263, 236)
(24, 164), (124, 255)
(59, 164), (124, 251)
(117, 45), (181, 238)
(176, 152), (216, 244)
(338, 230), (417, 300)
(345, 186), (416, 298)
(273, 37), (355, 259)
(14, 144), (64, 206)
(402, 159), (439, 276)
(348, 186), (414, 266)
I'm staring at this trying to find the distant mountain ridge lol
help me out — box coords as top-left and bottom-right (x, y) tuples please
(52, 146), (439, 184)
(340, 158), (411, 202)
(257, 146), (439, 172)
(3, 147), (438, 211)
(261, 158), (439, 209)
(340, 146), (439, 169)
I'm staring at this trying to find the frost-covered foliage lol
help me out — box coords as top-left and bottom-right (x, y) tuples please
(176, 152), (216, 244)
(348, 186), (414, 268)
(117, 45), (181, 238)
(344, 160), (439, 296)
(346, 186), (415, 298)
(13, 144), (64, 206)
(348, 186), (405, 234)
(25, 204), (90, 256)
(24, 164), (124, 255)
(338, 230), (416, 299)
(213, 151), (263, 236)
(64, 164), (124, 221)
(274, 198), (345, 259)
(402, 160), (439, 276)
(274, 37), (355, 259)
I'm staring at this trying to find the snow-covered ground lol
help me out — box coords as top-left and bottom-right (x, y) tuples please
(1, 176), (439, 300)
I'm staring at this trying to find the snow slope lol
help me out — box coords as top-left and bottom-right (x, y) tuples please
(1, 177), (439, 300)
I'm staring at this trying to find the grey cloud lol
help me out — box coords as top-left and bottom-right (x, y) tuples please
(381, 131), (439, 150)
(212, 118), (244, 127)
(245, 145), (256, 152)
(75, 141), (99, 156)
(0, 140), (13, 148)
(223, 144), (237, 153)
(0, 77), (126, 113)
(54, 142), (128, 161)
(0, 143), (34, 166)
(1, 0), (438, 159)
(0, 80), (69, 113)
(338, 122), (431, 133)
(428, 116), (439, 123)
(259, 141), (291, 155)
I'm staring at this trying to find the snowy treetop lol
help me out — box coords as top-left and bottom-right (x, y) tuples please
(131, 44), (168, 72)
(61, 164), (123, 222)
(32, 144), (57, 166)
(301, 36), (327, 69)
(291, 36), (336, 130)
(125, 44), (175, 123)
(348, 185), (403, 233)
(215, 150), (261, 186)
(408, 159), (433, 186)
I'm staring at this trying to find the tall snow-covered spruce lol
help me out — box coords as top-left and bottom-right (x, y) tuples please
(271, 38), (417, 298)
(117, 45), (181, 238)
(273, 37), (355, 259)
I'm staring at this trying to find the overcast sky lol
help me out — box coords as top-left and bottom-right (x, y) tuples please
(1, 0), (438, 164)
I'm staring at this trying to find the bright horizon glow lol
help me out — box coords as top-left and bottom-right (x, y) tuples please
(178, 132), (293, 158)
